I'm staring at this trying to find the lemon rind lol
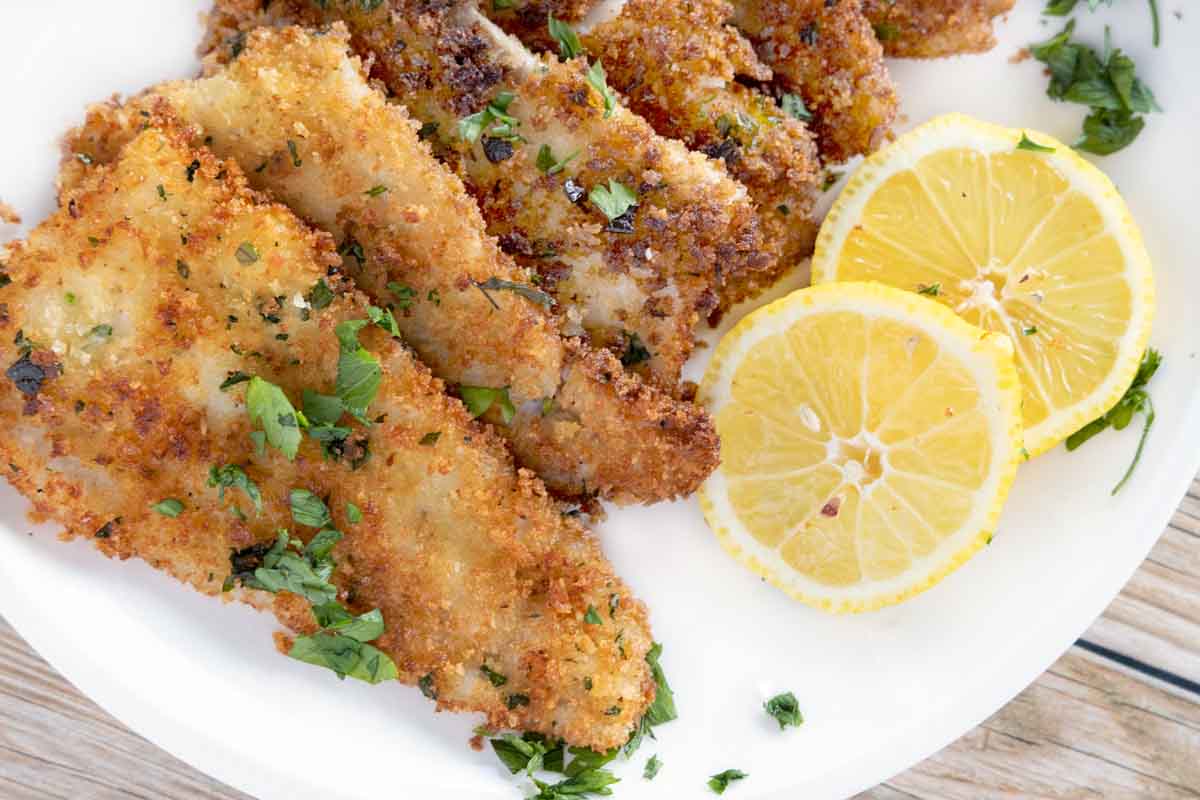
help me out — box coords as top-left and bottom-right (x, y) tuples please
(810, 113), (1155, 457)
(698, 281), (1023, 613)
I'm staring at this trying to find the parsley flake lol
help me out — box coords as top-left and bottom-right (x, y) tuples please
(150, 498), (185, 518)
(536, 143), (580, 175)
(764, 691), (804, 730)
(460, 385), (516, 424)
(708, 769), (748, 794)
(481, 663), (508, 687)
(548, 15), (584, 60)
(235, 242), (259, 265)
(584, 605), (603, 625)
(207, 464), (262, 513)
(585, 60), (618, 118)
(916, 282), (941, 297)
(780, 93), (813, 122)
(1066, 348), (1160, 493)
(1017, 132), (1056, 152)
(589, 179), (638, 222)
(245, 377), (304, 460)
(644, 754), (662, 780)
(290, 488), (332, 528)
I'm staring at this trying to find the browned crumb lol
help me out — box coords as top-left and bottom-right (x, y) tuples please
(863, 0), (1016, 58)
(0, 201), (20, 225)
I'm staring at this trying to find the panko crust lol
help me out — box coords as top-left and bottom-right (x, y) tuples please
(729, 0), (899, 164)
(4, 120), (653, 750)
(582, 0), (821, 307)
(203, 0), (765, 392)
(62, 25), (720, 505)
(863, 0), (1015, 58)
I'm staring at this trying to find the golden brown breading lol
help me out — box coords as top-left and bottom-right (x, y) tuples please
(728, 0), (898, 163)
(60, 26), (719, 504)
(579, 0), (821, 307)
(203, 0), (765, 392)
(863, 0), (1014, 58)
(1, 120), (653, 750)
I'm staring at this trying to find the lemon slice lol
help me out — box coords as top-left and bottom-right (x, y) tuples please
(812, 114), (1154, 456)
(698, 282), (1022, 612)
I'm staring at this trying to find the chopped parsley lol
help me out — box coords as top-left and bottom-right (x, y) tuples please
(584, 605), (603, 625)
(289, 488), (332, 528)
(780, 92), (813, 122)
(367, 305), (402, 337)
(873, 21), (901, 41)
(763, 691), (804, 730)
(419, 431), (441, 446)
(87, 324), (113, 340)
(346, 502), (363, 524)
(245, 376), (304, 460)
(1044, 0), (1161, 47)
(227, 529), (397, 684)
(916, 282), (941, 297)
(481, 664), (508, 687)
(620, 331), (651, 367)
(1017, 132), (1056, 152)
(644, 642), (677, 726)
(1066, 348), (1160, 493)
(150, 498), (185, 518)
(548, 15), (584, 60)
(460, 385), (516, 424)
(387, 282), (417, 309)
(334, 319), (382, 423)
(156, 184), (168, 201)
(536, 144), (580, 175)
(473, 276), (554, 308)
(643, 754), (662, 780)
(287, 139), (302, 167)
(506, 693), (530, 709)
(308, 279), (335, 310)
(185, 159), (200, 182)
(207, 464), (262, 513)
(708, 769), (748, 794)
(1023, 325), (1039, 336)
(531, 769), (619, 799)
(589, 179), (638, 222)
(459, 91), (524, 144)
(1030, 21), (1159, 155)
(364, 184), (389, 197)
(419, 673), (437, 699)
(235, 241), (259, 265)
(585, 60), (617, 118)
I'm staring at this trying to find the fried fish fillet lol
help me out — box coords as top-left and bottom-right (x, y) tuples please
(1, 120), (653, 749)
(577, 0), (822, 307)
(61, 26), (718, 505)
(204, 0), (765, 392)
(863, 0), (1015, 58)
(727, 0), (898, 164)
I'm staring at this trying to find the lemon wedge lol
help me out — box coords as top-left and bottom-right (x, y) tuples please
(812, 114), (1154, 456)
(699, 282), (1022, 612)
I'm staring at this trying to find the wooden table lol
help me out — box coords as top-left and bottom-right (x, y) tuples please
(1, 475), (1196, 799)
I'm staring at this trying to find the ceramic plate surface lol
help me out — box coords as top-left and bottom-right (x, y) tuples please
(1, 2), (1197, 798)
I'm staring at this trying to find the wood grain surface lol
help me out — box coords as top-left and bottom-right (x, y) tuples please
(1, 475), (1196, 799)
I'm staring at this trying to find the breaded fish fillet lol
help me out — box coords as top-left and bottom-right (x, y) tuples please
(61, 26), (718, 505)
(1, 120), (653, 750)
(577, 0), (822, 307)
(204, 0), (765, 391)
(863, 0), (1015, 58)
(728, 0), (898, 163)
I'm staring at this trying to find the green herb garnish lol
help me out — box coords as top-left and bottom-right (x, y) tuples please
(364, 184), (389, 197)
(548, 15), (584, 60)
(763, 691), (803, 730)
(536, 144), (580, 175)
(584, 605), (603, 625)
(473, 276), (555, 308)
(589, 179), (637, 222)
(1017, 132), (1056, 152)
(460, 385), (516, 424)
(289, 488), (332, 528)
(916, 282), (941, 297)
(150, 498), (185, 518)
(419, 431), (441, 446)
(246, 377), (304, 460)
(708, 769), (748, 794)
(481, 663), (508, 687)
(334, 319), (382, 423)
(585, 60), (617, 118)
(207, 464), (262, 513)
(780, 93), (813, 122)
(1030, 21), (1159, 155)
(367, 305), (402, 337)
(643, 754), (662, 780)
(459, 91), (524, 143)
(1066, 348), (1160, 494)
(235, 242), (259, 265)
(346, 502), (363, 524)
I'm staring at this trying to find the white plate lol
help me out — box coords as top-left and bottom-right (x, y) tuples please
(1, 2), (1197, 798)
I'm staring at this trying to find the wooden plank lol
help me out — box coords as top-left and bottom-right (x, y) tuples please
(0, 620), (249, 800)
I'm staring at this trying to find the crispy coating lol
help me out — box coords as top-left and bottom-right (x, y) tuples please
(728, 0), (898, 164)
(203, 0), (765, 391)
(863, 0), (1015, 58)
(0, 122), (654, 750)
(61, 26), (719, 504)
(579, 0), (821, 307)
